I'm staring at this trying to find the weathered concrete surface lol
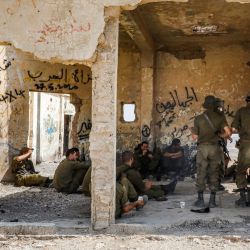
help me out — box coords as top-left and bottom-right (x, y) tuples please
(0, 45), (92, 181)
(90, 7), (120, 230)
(154, 45), (250, 148)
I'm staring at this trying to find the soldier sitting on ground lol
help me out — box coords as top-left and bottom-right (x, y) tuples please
(117, 151), (178, 201)
(157, 138), (185, 181)
(82, 166), (147, 218)
(12, 147), (52, 187)
(134, 141), (161, 179)
(53, 147), (90, 194)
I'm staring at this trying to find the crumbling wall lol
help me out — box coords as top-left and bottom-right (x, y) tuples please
(0, 46), (92, 181)
(154, 44), (250, 173)
(117, 48), (141, 156)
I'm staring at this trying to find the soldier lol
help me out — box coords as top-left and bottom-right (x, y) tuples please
(192, 95), (231, 207)
(231, 94), (250, 207)
(214, 98), (231, 191)
(53, 148), (90, 194)
(12, 147), (51, 187)
(158, 138), (185, 180)
(118, 151), (178, 201)
(81, 166), (147, 218)
(134, 141), (160, 179)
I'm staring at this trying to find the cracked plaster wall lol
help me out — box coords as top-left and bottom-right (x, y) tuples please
(155, 45), (250, 149)
(0, 45), (91, 181)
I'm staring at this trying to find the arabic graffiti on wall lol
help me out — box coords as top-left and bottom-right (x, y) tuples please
(36, 14), (91, 43)
(0, 89), (25, 103)
(156, 86), (198, 128)
(77, 119), (92, 141)
(156, 87), (198, 113)
(27, 68), (92, 92)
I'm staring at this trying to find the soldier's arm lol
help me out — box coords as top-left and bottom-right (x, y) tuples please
(231, 109), (241, 132)
(191, 117), (199, 141)
(72, 160), (91, 169)
(16, 149), (33, 161)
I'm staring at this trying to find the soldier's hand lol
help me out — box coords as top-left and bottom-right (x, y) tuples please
(145, 180), (153, 191)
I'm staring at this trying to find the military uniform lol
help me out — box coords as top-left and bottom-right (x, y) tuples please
(117, 164), (165, 199)
(134, 149), (160, 178)
(193, 110), (227, 192)
(81, 166), (130, 218)
(53, 159), (90, 193)
(193, 100), (228, 208)
(12, 157), (48, 187)
(231, 103), (250, 189)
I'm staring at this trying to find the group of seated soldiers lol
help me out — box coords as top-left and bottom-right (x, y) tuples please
(12, 140), (184, 218)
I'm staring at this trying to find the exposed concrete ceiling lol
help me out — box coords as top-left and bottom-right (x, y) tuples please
(120, 0), (250, 58)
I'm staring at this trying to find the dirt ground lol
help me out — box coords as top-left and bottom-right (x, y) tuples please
(0, 234), (249, 250)
(0, 160), (249, 249)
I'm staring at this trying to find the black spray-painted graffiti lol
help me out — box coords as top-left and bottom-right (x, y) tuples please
(0, 89), (25, 103)
(156, 110), (177, 128)
(141, 125), (151, 137)
(77, 119), (92, 140)
(156, 87), (198, 128)
(170, 125), (190, 139)
(224, 104), (235, 118)
(34, 82), (78, 91)
(28, 69), (92, 85)
(0, 59), (12, 72)
(156, 87), (198, 113)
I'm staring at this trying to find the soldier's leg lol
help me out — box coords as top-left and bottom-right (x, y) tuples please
(145, 185), (165, 200)
(16, 174), (48, 187)
(68, 169), (86, 193)
(207, 145), (222, 207)
(194, 145), (209, 207)
(120, 176), (138, 202)
(116, 182), (129, 218)
(82, 167), (91, 196)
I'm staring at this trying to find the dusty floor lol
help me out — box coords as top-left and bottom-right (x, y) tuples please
(0, 234), (249, 250)
(0, 159), (249, 249)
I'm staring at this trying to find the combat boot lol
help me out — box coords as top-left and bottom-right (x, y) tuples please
(208, 192), (217, 208)
(194, 191), (205, 207)
(235, 189), (247, 207)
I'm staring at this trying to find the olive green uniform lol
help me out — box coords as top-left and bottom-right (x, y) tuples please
(117, 164), (164, 199)
(12, 158), (49, 187)
(53, 159), (90, 193)
(134, 149), (160, 178)
(81, 166), (130, 218)
(231, 103), (250, 189)
(193, 110), (227, 192)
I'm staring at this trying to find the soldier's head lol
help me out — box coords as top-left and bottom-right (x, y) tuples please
(246, 94), (250, 103)
(140, 141), (149, 152)
(66, 148), (80, 160)
(122, 151), (134, 166)
(215, 98), (224, 113)
(171, 138), (181, 149)
(202, 95), (216, 110)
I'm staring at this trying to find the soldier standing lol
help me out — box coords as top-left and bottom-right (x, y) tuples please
(231, 94), (250, 207)
(192, 96), (231, 207)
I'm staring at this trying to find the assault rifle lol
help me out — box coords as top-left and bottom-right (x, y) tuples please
(218, 138), (231, 161)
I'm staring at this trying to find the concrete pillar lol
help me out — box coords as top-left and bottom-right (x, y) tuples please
(0, 45), (12, 181)
(140, 51), (155, 146)
(90, 7), (120, 230)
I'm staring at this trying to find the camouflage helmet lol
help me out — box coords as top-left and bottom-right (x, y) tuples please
(202, 95), (216, 109)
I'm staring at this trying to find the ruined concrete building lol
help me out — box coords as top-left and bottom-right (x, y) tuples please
(0, 0), (249, 229)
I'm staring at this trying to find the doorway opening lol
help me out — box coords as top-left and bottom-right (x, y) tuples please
(28, 91), (75, 165)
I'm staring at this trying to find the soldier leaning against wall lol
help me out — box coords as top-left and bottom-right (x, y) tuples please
(12, 147), (52, 187)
